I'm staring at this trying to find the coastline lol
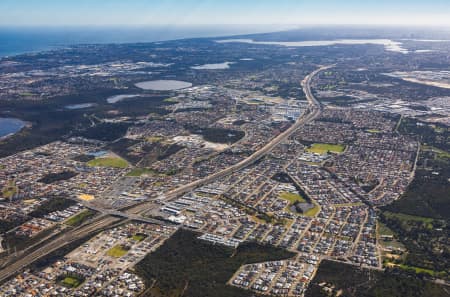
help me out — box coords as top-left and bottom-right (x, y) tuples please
(0, 120), (31, 141)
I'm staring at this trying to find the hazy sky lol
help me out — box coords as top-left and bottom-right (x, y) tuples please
(1, 0), (449, 27)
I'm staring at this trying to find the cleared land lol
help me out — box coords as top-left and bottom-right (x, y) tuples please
(78, 194), (95, 201)
(87, 157), (128, 168)
(307, 143), (345, 154)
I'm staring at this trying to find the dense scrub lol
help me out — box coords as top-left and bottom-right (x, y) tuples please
(135, 229), (294, 297)
(29, 197), (76, 218)
(38, 171), (78, 184)
(306, 260), (448, 297)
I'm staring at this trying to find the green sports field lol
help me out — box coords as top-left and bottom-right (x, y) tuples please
(307, 143), (345, 154)
(107, 245), (129, 258)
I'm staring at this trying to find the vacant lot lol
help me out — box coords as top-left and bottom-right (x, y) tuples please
(65, 210), (96, 227)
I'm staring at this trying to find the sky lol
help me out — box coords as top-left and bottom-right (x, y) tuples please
(0, 0), (449, 27)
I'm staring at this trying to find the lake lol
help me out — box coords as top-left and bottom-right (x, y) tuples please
(0, 117), (26, 138)
(217, 38), (409, 54)
(135, 80), (192, 91)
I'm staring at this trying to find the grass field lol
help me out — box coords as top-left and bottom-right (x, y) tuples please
(107, 245), (129, 258)
(367, 129), (382, 133)
(383, 211), (434, 224)
(87, 157), (128, 168)
(65, 210), (95, 226)
(163, 97), (179, 103)
(378, 222), (395, 236)
(146, 136), (165, 142)
(307, 143), (345, 154)
(303, 204), (320, 217)
(61, 276), (83, 288)
(132, 234), (147, 242)
(377, 222), (405, 251)
(398, 264), (445, 277)
(421, 145), (450, 159)
(2, 181), (18, 198)
(279, 192), (305, 203)
(280, 191), (320, 217)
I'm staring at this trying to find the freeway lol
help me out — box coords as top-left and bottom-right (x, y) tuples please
(79, 65), (330, 218)
(0, 215), (121, 283)
(0, 66), (330, 284)
(134, 65), (331, 211)
(77, 65), (330, 219)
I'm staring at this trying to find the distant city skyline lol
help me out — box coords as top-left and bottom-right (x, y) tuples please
(0, 0), (449, 27)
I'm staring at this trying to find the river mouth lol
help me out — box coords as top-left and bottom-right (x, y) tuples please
(0, 117), (26, 138)
(134, 80), (192, 91)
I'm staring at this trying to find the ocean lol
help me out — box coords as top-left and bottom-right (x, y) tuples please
(0, 25), (290, 58)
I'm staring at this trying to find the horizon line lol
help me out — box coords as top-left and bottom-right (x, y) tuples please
(1, 23), (450, 29)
